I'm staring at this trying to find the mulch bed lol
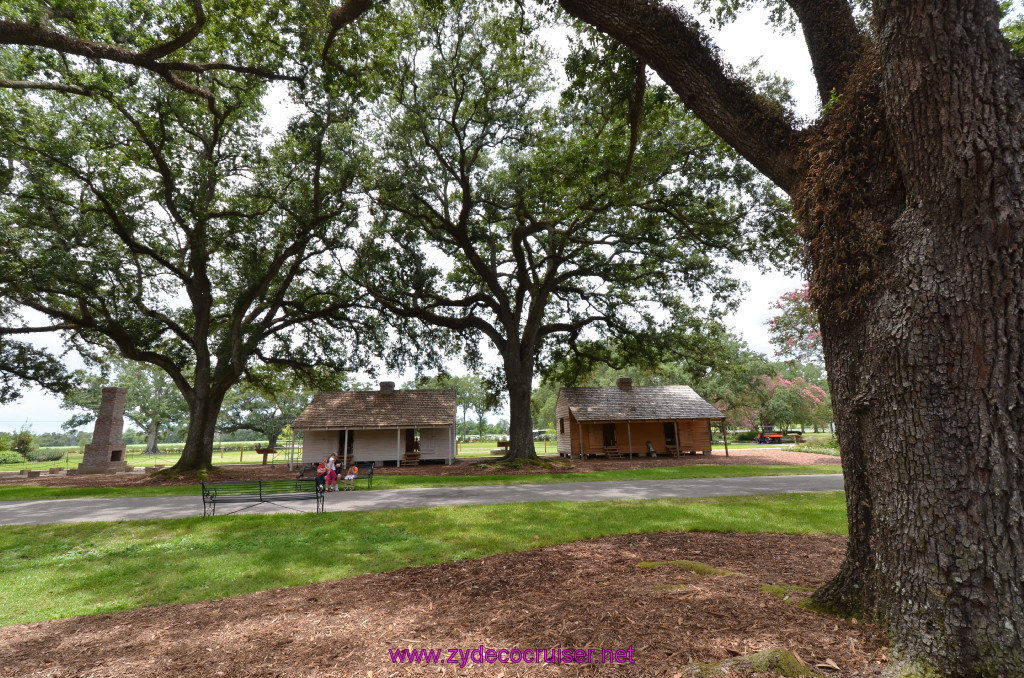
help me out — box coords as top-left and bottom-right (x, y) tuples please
(0, 448), (838, 489)
(0, 532), (887, 678)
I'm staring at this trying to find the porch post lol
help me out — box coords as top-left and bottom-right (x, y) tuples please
(342, 429), (348, 467)
(289, 430), (296, 472)
(706, 420), (713, 455)
(578, 420), (585, 459)
(722, 420), (729, 457)
(627, 421), (633, 459)
(396, 428), (401, 467)
(673, 420), (681, 456)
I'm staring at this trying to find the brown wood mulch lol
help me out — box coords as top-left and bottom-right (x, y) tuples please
(0, 448), (838, 489)
(0, 532), (888, 678)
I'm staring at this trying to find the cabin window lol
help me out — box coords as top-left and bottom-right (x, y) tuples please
(559, 418), (565, 434)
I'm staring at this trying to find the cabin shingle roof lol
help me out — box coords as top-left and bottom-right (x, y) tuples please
(292, 389), (457, 429)
(559, 385), (723, 422)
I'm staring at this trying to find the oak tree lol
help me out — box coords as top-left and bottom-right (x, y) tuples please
(559, 0), (1024, 671)
(0, 27), (367, 470)
(352, 1), (790, 459)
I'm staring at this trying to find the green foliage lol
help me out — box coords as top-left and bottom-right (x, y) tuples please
(24, 448), (66, 462)
(11, 430), (36, 458)
(353, 2), (793, 454)
(0, 432), (8, 452)
(61, 356), (187, 454)
(410, 373), (498, 439)
(218, 367), (341, 448)
(1001, 2), (1024, 56)
(0, 5), (373, 468)
(0, 450), (23, 465)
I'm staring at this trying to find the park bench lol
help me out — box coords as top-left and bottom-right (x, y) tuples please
(201, 479), (324, 517)
(343, 461), (375, 489)
(295, 460), (376, 489)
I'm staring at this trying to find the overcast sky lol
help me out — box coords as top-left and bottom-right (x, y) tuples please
(0, 6), (816, 432)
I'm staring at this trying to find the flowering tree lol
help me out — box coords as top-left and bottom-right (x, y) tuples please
(767, 284), (823, 365)
(756, 374), (829, 432)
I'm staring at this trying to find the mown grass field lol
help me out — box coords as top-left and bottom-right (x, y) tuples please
(0, 463), (841, 501)
(0, 492), (848, 626)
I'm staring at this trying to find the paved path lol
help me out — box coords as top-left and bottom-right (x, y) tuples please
(0, 474), (844, 526)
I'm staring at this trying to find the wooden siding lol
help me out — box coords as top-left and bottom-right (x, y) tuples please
(350, 429), (406, 464)
(419, 427), (453, 460)
(689, 419), (712, 452)
(302, 430), (336, 463)
(555, 395), (572, 457)
(563, 418), (714, 457)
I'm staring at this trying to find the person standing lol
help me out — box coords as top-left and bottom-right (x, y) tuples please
(326, 453), (338, 492)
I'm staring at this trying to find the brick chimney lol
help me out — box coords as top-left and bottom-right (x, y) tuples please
(379, 381), (396, 394)
(616, 377), (633, 391)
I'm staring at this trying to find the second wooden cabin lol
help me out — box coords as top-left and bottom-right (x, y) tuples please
(555, 378), (725, 458)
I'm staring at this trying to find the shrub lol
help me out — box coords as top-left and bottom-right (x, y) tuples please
(733, 431), (758, 442)
(26, 448), (66, 462)
(0, 450), (24, 465)
(12, 431), (37, 458)
(0, 433), (10, 452)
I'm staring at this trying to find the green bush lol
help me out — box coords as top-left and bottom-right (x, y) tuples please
(26, 449), (66, 462)
(12, 431), (37, 458)
(733, 431), (758, 442)
(0, 450), (24, 465)
(0, 433), (10, 452)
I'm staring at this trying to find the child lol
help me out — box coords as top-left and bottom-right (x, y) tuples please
(343, 463), (359, 491)
(315, 459), (327, 493)
(326, 453), (338, 492)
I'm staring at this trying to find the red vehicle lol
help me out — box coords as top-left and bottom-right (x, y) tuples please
(755, 426), (784, 444)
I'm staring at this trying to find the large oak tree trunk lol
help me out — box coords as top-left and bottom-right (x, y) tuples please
(172, 385), (226, 472)
(559, 0), (1024, 671)
(798, 6), (1024, 670)
(503, 354), (538, 461)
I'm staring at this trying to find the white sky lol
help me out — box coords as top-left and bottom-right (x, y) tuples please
(0, 6), (816, 432)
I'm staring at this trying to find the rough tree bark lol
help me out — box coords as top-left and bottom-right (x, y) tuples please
(561, 0), (1024, 673)
(503, 350), (539, 461)
(144, 418), (161, 456)
(174, 381), (228, 472)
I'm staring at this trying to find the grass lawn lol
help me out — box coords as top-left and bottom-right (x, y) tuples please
(0, 463), (841, 501)
(1, 442), (304, 472)
(0, 491), (847, 625)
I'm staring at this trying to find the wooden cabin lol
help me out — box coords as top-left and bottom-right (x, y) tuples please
(292, 382), (457, 466)
(555, 378), (725, 458)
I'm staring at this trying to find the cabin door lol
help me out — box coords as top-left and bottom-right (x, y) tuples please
(663, 422), (677, 446)
(602, 423), (617, 447)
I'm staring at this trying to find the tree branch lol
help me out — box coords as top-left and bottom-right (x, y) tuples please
(323, 0), (374, 60)
(143, 0), (206, 59)
(559, 0), (805, 192)
(784, 0), (862, 101)
(0, 18), (301, 113)
(0, 79), (89, 95)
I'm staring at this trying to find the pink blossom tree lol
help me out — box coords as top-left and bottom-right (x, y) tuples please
(767, 284), (823, 365)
